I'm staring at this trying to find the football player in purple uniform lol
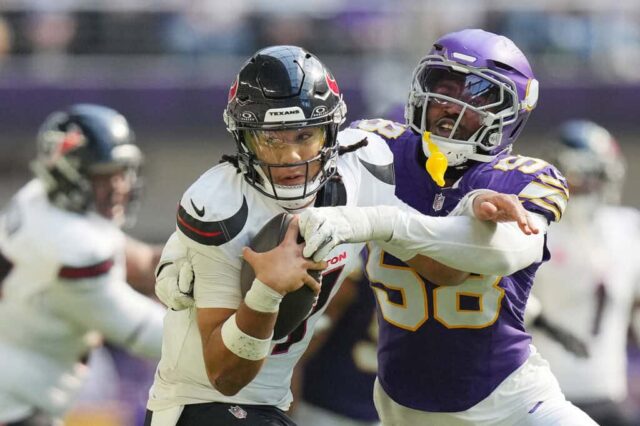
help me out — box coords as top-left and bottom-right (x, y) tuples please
(300, 29), (597, 425)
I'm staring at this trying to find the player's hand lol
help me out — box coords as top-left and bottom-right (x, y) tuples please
(299, 207), (371, 262)
(155, 233), (195, 310)
(242, 216), (326, 295)
(472, 193), (539, 235)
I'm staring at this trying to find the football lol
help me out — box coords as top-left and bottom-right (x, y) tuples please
(240, 212), (320, 340)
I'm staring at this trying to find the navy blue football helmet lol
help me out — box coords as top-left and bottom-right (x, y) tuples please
(32, 104), (143, 220)
(555, 120), (626, 203)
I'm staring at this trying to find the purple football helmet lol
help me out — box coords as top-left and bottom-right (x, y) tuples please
(406, 29), (539, 166)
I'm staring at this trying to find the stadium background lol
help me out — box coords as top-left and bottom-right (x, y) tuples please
(0, 1), (639, 425)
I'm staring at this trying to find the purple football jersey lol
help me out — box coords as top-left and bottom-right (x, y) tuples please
(351, 119), (568, 411)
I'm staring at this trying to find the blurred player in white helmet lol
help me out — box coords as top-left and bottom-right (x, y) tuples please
(530, 119), (640, 426)
(0, 104), (165, 426)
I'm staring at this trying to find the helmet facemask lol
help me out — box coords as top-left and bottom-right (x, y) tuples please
(223, 46), (347, 209)
(407, 57), (522, 166)
(238, 125), (338, 210)
(87, 145), (143, 227)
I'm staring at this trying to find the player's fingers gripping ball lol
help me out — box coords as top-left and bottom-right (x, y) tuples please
(300, 207), (381, 262)
(240, 213), (326, 340)
(299, 208), (338, 261)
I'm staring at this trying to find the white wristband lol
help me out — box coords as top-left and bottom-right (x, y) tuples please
(448, 189), (497, 218)
(221, 314), (273, 361)
(244, 278), (283, 313)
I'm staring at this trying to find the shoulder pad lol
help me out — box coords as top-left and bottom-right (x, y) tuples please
(53, 214), (122, 269)
(348, 118), (409, 141)
(472, 155), (569, 223)
(177, 164), (248, 247)
(10, 181), (121, 268)
(338, 128), (395, 185)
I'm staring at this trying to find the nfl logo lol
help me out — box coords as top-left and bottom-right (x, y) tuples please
(433, 193), (445, 211)
(228, 405), (248, 419)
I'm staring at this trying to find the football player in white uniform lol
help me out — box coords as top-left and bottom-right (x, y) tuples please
(0, 104), (165, 426)
(530, 120), (640, 425)
(146, 45), (544, 426)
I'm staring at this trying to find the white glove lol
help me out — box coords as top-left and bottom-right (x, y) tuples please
(299, 206), (396, 261)
(155, 233), (195, 310)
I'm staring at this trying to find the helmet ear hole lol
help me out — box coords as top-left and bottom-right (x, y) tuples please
(489, 60), (515, 72)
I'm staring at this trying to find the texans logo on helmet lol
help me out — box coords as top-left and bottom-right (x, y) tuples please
(58, 129), (85, 156)
(228, 77), (239, 102)
(325, 72), (340, 96)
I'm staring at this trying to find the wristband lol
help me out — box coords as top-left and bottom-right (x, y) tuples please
(448, 189), (497, 218)
(220, 313), (273, 360)
(244, 278), (283, 313)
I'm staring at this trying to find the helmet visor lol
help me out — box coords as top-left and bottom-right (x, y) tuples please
(418, 68), (512, 112)
(244, 126), (327, 165)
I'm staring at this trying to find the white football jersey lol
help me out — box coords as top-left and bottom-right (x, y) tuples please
(531, 205), (640, 401)
(147, 128), (401, 411)
(0, 180), (164, 421)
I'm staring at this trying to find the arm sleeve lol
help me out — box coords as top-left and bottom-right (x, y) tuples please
(189, 248), (243, 309)
(48, 276), (165, 359)
(176, 231), (243, 310)
(375, 190), (548, 276)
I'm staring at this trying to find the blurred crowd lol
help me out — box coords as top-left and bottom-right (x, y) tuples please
(0, 0), (639, 86)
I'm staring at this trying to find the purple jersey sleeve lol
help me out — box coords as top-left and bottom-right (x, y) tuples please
(464, 154), (569, 224)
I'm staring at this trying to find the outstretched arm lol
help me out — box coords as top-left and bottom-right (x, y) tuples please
(300, 191), (547, 281)
(51, 275), (165, 359)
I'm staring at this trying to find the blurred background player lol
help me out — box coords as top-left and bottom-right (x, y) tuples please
(529, 119), (640, 426)
(0, 104), (165, 426)
(292, 253), (380, 426)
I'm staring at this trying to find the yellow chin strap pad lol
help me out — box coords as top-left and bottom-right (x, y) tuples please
(423, 131), (448, 187)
